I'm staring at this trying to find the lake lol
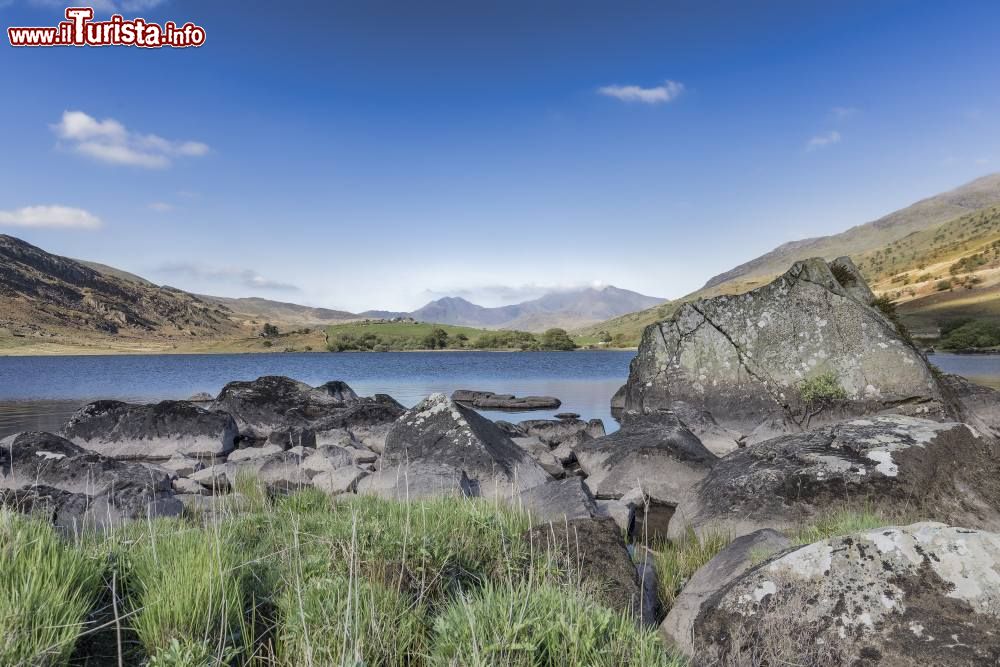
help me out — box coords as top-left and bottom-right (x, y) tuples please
(0, 351), (635, 438)
(0, 351), (996, 439)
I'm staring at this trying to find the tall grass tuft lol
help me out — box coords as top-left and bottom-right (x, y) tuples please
(126, 519), (245, 665)
(654, 528), (731, 612)
(0, 510), (102, 666)
(276, 576), (427, 666)
(793, 505), (913, 545)
(429, 580), (684, 667)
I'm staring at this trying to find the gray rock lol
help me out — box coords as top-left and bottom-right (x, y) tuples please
(668, 400), (742, 456)
(301, 447), (354, 475)
(381, 394), (551, 497)
(525, 517), (642, 619)
(452, 389), (561, 410)
(172, 477), (208, 495)
(660, 529), (791, 656)
(228, 444), (284, 462)
(62, 400), (237, 461)
(345, 445), (378, 465)
(212, 376), (403, 444)
(634, 546), (661, 628)
(357, 462), (474, 500)
(190, 450), (312, 494)
(517, 477), (597, 525)
(669, 415), (1000, 540)
(624, 257), (946, 439)
(693, 523), (1000, 666)
(575, 411), (716, 506)
(160, 454), (203, 477)
(0, 431), (181, 531)
(312, 466), (368, 495)
(516, 417), (605, 446)
(595, 499), (635, 538)
(511, 436), (566, 477)
(941, 372), (1000, 439)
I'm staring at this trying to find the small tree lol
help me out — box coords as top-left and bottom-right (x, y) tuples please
(261, 323), (280, 338)
(598, 330), (613, 344)
(539, 328), (577, 351)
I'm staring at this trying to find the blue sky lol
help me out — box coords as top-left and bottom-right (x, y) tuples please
(1, 0), (999, 311)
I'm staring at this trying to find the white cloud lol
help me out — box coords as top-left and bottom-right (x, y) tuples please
(148, 202), (173, 212)
(156, 262), (301, 292)
(831, 106), (859, 119)
(52, 111), (209, 169)
(0, 205), (102, 230)
(598, 80), (685, 105)
(806, 130), (841, 151)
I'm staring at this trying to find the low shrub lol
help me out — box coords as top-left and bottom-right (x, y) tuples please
(797, 371), (847, 403)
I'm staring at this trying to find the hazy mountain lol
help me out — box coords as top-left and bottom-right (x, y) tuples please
(382, 287), (666, 332)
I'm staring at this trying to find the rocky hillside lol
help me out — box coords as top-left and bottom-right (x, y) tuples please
(581, 173), (1000, 345)
(201, 295), (358, 327)
(0, 235), (242, 348)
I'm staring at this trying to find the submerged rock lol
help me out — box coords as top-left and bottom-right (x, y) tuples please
(670, 415), (1000, 540)
(62, 399), (237, 461)
(624, 257), (945, 439)
(693, 523), (1000, 665)
(451, 389), (561, 410)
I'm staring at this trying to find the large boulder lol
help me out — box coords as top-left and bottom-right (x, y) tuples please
(693, 523), (1000, 665)
(669, 415), (1000, 540)
(524, 517), (645, 621)
(575, 411), (717, 509)
(62, 400), (237, 461)
(660, 529), (791, 656)
(940, 372), (1000, 439)
(379, 394), (551, 497)
(0, 432), (182, 530)
(624, 257), (945, 439)
(517, 477), (598, 525)
(212, 376), (403, 446)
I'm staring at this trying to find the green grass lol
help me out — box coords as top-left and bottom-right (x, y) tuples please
(429, 581), (683, 667)
(2, 490), (683, 665)
(0, 510), (103, 666)
(792, 506), (914, 545)
(652, 529), (731, 613)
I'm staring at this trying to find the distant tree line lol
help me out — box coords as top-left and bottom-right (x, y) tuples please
(326, 327), (579, 352)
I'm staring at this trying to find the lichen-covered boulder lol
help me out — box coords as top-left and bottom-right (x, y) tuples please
(693, 523), (1000, 665)
(660, 529), (791, 656)
(0, 432), (181, 530)
(625, 257), (945, 439)
(379, 394), (551, 497)
(62, 400), (237, 461)
(669, 415), (1000, 540)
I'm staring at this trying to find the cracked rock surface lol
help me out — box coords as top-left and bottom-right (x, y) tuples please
(624, 257), (943, 439)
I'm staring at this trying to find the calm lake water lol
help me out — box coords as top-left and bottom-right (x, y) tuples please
(0, 351), (635, 438)
(0, 351), (995, 440)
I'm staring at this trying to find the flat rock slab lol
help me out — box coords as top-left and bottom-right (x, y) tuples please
(694, 523), (1000, 665)
(62, 399), (237, 461)
(517, 477), (597, 526)
(670, 414), (1000, 540)
(452, 389), (561, 410)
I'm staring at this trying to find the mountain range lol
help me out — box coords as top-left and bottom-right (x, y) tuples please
(0, 233), (664, 354)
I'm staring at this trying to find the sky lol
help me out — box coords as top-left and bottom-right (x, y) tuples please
(1, 0), (999, 311)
